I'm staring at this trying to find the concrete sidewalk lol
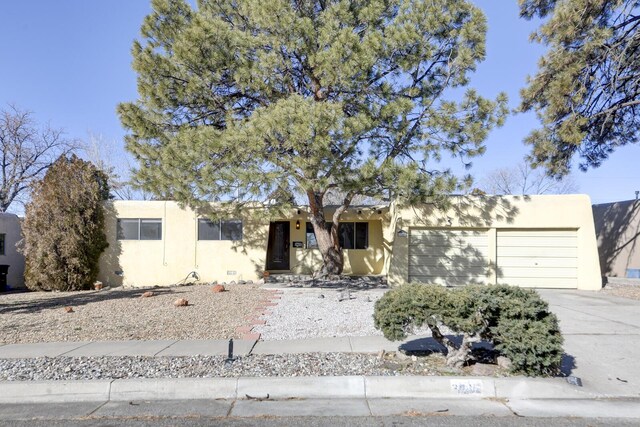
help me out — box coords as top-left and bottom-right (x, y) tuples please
(0, 334), (440, 359)
(0, 289), (639, 407)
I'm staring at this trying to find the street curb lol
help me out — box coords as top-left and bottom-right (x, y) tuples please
(0, 375), (605, 404)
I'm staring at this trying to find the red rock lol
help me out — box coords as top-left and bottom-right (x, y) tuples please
(64, 306), (74, 313)
(211, 284), (225, 293)
(141, 291), (155, 298)
(174, 298), (189, 307)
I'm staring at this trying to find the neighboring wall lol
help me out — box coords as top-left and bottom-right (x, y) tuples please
(387, 195), (602, 291)
(0, 213), (25, 290)
(592, 199), (640, 278)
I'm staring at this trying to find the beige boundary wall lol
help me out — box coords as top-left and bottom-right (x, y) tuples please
(592, 199), (640, 278)
(0, 213), (25, 289)
(98, 195), (601, 290)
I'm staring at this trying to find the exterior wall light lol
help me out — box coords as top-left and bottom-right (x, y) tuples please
(295, 220), (301, 230)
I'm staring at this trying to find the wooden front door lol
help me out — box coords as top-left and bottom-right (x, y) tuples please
(266, 221), (290, 270)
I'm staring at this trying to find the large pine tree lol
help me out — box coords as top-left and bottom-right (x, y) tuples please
(119, 0), (507, 274)
(519, 0), (640, 177)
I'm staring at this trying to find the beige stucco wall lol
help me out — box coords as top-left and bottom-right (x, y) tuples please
(98, 196), (601, 290)
(98, 201), (387, 287)
(0, 213), (25, 289)
(592, 199), (640, 277)
(386, 195), (602, 291)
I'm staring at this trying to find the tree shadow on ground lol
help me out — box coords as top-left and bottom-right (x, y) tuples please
(0, 286), (183, 315)
(399, 335), (576, 377)
(560, 353), (577, 377)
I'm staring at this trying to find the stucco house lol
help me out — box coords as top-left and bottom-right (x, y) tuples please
(97, 194), (602, 291)
(592, 199), (640, 279)
(0, 213), (25, 291)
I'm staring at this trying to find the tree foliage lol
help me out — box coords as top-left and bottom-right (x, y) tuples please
(520, 0), (640, 177)
(479, 161), (579, 195)
(0, 105), (79, 213)
(374, 284), (564, 376)
(21, 155), (110, 291)
(119, 0), (507, 273)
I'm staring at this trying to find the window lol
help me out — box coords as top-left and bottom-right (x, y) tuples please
(306, 222), (318, 249)
(198, 219), (243, 241)
(0, 234), (5, 255)
(339, 222), (368, 249)
(117, 219), (162, 240)
(306, 222), (368, 250)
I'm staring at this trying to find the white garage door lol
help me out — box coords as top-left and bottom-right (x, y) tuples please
(409, 229), (489, 286)
(496, 230), (578, 288)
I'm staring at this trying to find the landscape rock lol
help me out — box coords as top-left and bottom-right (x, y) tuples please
(496, 356), (512, 370)
(211, 285), (225, 293)
(93, 281), (103, 291)
(174, 298), (189, 307)
(141, 291), (155, 298)
(64, 307), (74, 313)
(471, 363), (498, 376)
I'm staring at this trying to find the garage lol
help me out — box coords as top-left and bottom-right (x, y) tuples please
(408, 229), (489, 285)
(496, 229), (578, 288)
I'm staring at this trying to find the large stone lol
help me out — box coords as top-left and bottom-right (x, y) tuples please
(496, 356), (512, 370)
(211, 285), (225, 293)
(93, 281), (103, 291)
(174, 298), (189, 307)
(141, 291), (154, 298)
(471, 363), (498, 376)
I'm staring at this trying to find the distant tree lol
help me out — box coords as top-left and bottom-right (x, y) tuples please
(0, 105), (79, 212)
(119, 0), (508, 275)
(519, 0), (640, 177)
(85, 133), (155, 201)
(478, 161), (579, 195)
(21, 155), (110, 291)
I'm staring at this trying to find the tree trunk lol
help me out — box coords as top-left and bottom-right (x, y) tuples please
(428, 322), (479, 369)
(306, 189), (352, 275)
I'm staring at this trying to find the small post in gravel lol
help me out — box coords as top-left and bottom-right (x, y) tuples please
(225, 338), (235, 365)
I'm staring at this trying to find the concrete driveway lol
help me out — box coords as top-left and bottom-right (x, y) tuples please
(538, 289), (640, 397)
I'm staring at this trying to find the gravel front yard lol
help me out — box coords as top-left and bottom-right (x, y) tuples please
(0, 284), (270, 344)
(0, 352), (460, 381)
(253, 288), (389, 340)
(601, 283), (640, 301)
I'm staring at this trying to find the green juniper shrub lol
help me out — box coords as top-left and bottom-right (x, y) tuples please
(373, 284), (563, 376)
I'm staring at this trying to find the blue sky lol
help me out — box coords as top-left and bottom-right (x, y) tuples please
(1, 0), (639, 207)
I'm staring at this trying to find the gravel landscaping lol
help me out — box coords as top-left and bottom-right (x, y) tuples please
(254, 288), (389, 340)
(601, 283), (640, 301)
(0, 284), (270, 344)
(0, 352), (481, 381)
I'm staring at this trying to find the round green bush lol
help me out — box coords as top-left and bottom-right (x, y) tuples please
(373, 284), (564, 376)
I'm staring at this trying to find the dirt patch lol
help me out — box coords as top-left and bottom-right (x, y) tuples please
(0, 284), (270, 344)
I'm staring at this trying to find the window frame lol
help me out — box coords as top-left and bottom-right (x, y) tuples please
(197, 218), (243, 241)
(306, 221), (369, 250)
(117, 218), (162, 241)
(0, 233), (5, 255)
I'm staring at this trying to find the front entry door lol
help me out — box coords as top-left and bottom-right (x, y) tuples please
(266, 221), (290, 270)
